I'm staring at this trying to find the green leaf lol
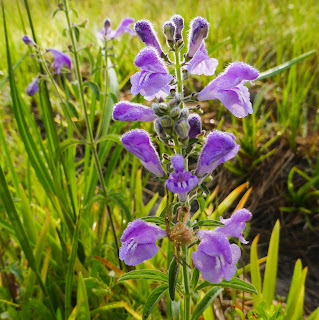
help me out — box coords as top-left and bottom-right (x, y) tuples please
(168, 257), (180, 301)
(77, 272), (90, 320)
(118, 270), (168, 282)
(95, 134), (121, 145)
(308, 307), (319, 320)
(196, 197), (205, 213)
(196, 278), (257, 294)
(171, 300), (181, 320)
(200, 183), (210, 195)
(65, 101), (79, 119)
(191, 287), (223, 320)
(191, 268), (200, 290)
(256, 50), (316, 81)
(55, 138), (87, 162)
(262, 220), (280, 306)
(142, 284), (168, 319)
(192, 220), (224, 228)
(108, 192), (131, 222)
(250, 234), (262, 306)
(84, 81), (100, 101)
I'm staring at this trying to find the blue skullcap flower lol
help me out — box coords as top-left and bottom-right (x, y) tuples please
(188, 114), (202, 139)
(25, 77), (39, 96)
(48, 49), (71, 74)
(134, 20), (163, 56)
(119, 219), (166, 265)
(170, 14), (184, 41)
(121, 129), (165, 177)
(184, 44), (218, 76)
(113, 101), (157, 122)
(195, 130), (240, 178)
(165, 154), (199, 202)
(192, 209), (251, 283)
(130, 47), (173, 101)
(97, 17), (135, 40)
(187, 17), (209, 59)
(197, 62), (259, 118)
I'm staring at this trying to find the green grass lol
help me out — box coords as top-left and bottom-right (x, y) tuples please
(0, 0), (318, 319)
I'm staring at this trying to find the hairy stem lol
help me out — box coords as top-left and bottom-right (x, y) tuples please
(182, 245), (191, 320)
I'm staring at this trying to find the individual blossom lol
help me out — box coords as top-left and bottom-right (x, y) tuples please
(186, 17), (209, 59)
(215, 209), (252, 244)
(121, 129), (165, 177)
(195, 130), (240, 178)
(130, 47), (173, 101)
(197, 62), (259, 118)
(184, 44), (218, 76)
(134, 20), (164, 56)
(48, 49), (71, 74)
(21, 35), (36, 47)
(113, 101), (157, 122)
(165, 154), (199, 202)
(97, 17), (135, 40)
(192, 230), (241, 283)
(119, 219), (166, 265)
(192, 209), (251, 283)
(170, 14), (184, 41)
(188, 114), (202, 139)
(25, 77), (39, 96)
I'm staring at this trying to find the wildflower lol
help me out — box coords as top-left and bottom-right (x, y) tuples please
(163, 21), (176, 47)
(186, 17), (209, 60)
(121, 129), (165, 177)
(97, 17), (135, 40)
(119, 219), (166, 265)
(21, 35), (36, 47)
(134, 20), (164, 56)
(48, 49), (71, 74)
(184, 44), (218, 76)
(165, 154), (199, 201)
(25, 77), (39, 96)
(192, 230), (241, 283)
(192, 209), (251, 283)
(113, 101), (157, 122)
(154, 118), (167, 140)
(197, 62), (259, 118)
(130, 47), (173, 101)
(170, 14), (184, 41)
(188, 114), (202, 139)
(195, 131), (240, 178)
(215, 209), (252, 244)
(174, 117), (190, 145)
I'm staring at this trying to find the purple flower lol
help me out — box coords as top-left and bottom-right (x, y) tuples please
(192, 230), (241, 283)
(195, 131), (240, 178)
(188, 114), (202, 139)
(97, 18), (135, 40)
(119, 219), (166, 265)
(197, 62), (259, 118)
(170, 14), (184, 41)
(48, 49), (71, 74)
(165, 154), (199, 201)
(121, 129), (165, 177)
(22, 35), (36, 46)
(185, 44), (218, 76)
(187, 17), (209, 59)
(163, 21), (175, 46)
(130, 47), (173, 101)
(215, 209), (252, 244)
(113, 101), (157, 122)
(134, 20), (163, 55)
(25, 77), (39, 96)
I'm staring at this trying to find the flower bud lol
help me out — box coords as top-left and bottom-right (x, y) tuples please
(188, 114), (202, 139)
(103, 18), (111, 34)
(163, 21), (175, 48)
(175, 117), (190, 145)
(154, 118), (167, 139)
(170, 14), (184, 41)
(186, 17), (209, 59)
(134, 20), (163, 55)
(22, 35), (36, 47)
(170, 107), (180, 120)
(179, 108), (189, 119)
(160, 116), (173, 135)
(152, 102), (168, 117)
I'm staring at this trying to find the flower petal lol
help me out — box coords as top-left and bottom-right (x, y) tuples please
(48, 49), (71, 74)
(113, 101), (157, 122)
(112, 17), (135, 39)
(25, 77), (39, 96)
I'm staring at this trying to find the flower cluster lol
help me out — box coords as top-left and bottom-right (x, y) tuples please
(113, 15), (257, 284)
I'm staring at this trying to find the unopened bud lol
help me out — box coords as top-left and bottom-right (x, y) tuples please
(22, 35), (36, 47)
(175, 117), (190, 141)
(104, 18), (111, 32)
(180, 108), (189, 119)
(154, 118), (167, 139)
(152, 102), (168, 116)
(163, 21), (175, 48)
(188, 114), (202, 139)
(170, 14), (184, 41)
(170, 107), (180, 120)
(160, 116), (173, 135)
(186, 17), (209, 59)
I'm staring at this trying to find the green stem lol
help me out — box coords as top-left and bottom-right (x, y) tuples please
(62, 0), (121, 269)
(174, 49), (183, 98)
(182, 245), (191, 320)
